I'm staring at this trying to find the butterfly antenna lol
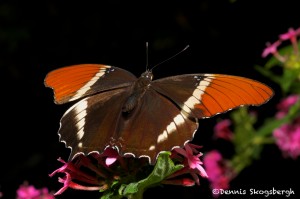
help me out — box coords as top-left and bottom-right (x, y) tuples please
(146, 42), (149, 71)
(150, 45), (190, 71)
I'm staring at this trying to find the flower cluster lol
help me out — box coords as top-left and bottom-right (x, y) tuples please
(49, 148), (129, 195)
(49, 143), (208, 198)
(261, 27), (300, 159)
(202, 27), (300, 198)
(262, 27), (300, 65)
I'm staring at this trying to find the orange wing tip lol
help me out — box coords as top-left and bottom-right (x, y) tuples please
(45, 64), (111, 104)
(192, 74), (274, 118)
(211, 74), (274, 103)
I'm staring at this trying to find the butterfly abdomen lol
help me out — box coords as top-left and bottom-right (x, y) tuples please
(122, 93), (139, 113)
(122, 73), (153, 113)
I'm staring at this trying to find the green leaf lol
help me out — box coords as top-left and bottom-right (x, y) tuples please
(122, 152), (183, 199)
(99, 152), (183, 199)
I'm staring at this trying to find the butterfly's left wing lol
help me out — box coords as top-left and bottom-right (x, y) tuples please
(45, 64), (137, 104)
(151, 74), (274, 119)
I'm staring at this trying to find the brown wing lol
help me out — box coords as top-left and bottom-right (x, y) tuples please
(60, 87), (197, 164)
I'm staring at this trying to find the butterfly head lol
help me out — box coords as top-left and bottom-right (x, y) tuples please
(141, 70), (153, 81)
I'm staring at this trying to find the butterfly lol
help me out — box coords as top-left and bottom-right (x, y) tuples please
(45, 63), (274, 164)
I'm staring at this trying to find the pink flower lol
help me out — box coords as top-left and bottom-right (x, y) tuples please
(273, 119), (300, 159)
(174, 144), (208, 178)
(214, 119), (233, 141)
(279, 27), (300, 55)
(49, 147), (149, 196)
(165, 143), (208, 186)
(16, 182), (54, 199)
(262, 40), (286, 62)
(275, 94), (300, 119)
(49, 155), (110, 195)
(203, 150), (233, 198)
(279, 27), (300, 44)
(274, 95), (300, 159)
(262, 40), (282, 58)
(17, 184), (40, 199)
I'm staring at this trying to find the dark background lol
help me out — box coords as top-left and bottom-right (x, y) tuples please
(1, 1), (300, 198)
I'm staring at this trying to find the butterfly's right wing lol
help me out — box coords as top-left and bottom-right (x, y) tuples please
(44, 64), (137, 104)
(151, 74), (274, 119)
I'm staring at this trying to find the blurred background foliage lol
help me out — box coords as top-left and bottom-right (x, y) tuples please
(1, 1), (300, 198)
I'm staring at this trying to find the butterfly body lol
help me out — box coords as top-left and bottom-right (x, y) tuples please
(45, 64), (274, 164)
(122, 70), (153, 113)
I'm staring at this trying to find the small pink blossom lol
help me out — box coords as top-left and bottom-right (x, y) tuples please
(165, 143), (208, 186)
(279, 27), (300, 43)
(16, 182), (54, 199)
(262, 40), (282, 57)
(279, 27), (300, 54)
(174, 144), (208, 178)
(275, 94), (300, 119)
(214, 119), (233, 141)
(262, 40), (286, 62)
(17, 184), (40, 199)
(273, 120), (300, 159)
(203, 150), (233, 198)
(273, 95), (300, 159)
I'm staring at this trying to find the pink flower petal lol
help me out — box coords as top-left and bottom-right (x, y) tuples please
(279, 27), (300, 44)
(54, 173), (72, 195)
(106, 157), (117, 166)
(196, 164), (208, 178)
(262, 40), (281, 57)
(280, 28), (297, 41)
(173, 147), (188, 157)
